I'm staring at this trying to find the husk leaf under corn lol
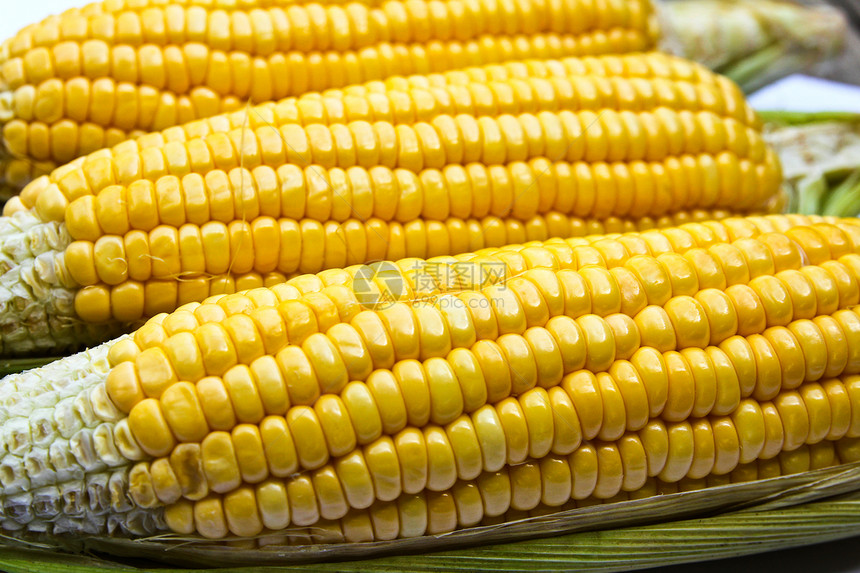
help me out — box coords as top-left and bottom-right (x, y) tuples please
(0, 460), (855, 570)
(762, 111), (860, 216)
(0, 357), (57, 377)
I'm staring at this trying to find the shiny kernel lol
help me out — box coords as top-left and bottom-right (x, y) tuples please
(731, 400), (766, 464)
(596, 372), (627, 442)
(789, 320), (829, 383)
(335, 450), (376, 509)
(725, 284), (766, 337)
(570, 444), (599, 500)
(201, 432), (241, 494)
(136, 347), (178, 398)
(288, 406), (330, 471)
(223, 365), (265, 424)
(659, 422), (694, 483)
(128, 399), (176, 458)
(695, 289), (738, 346)
(224, 487), (264, 538)
(634, 306), (676, 353)
(688, 420), (716, 479)
(255, 480), (290, 531)
(161, 382), (209, 443)
(580, 267), (622, 316)
(315, 395), (357, 458)
(562, 371), (603, 442)
(196, 376), (237, 431)
(108, 338), (141, 367)
(609, 361), (650, 433)
(799, 383), (832, 445)
(393, 360), (431, 428)
(231, 425), (269, 485)
(814, 315), (850, 380)
(195, 323), (239, 376)
(664, 296), (710, 349)
(593, 443), (624, 499)
(711, 417), (741, 475)
(364, 437), (402, 503)
(774, 392), (810, 452)
(749, 275), (794, 328)
(749, 334), (782, 402)
(760, 402), (786, 460)
(106, 361), (144, 413)
(605, 314), (640, 361)
(663, 351), (695, 423)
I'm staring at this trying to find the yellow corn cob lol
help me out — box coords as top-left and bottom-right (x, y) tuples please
(0, 53), (781, 355)
(0, 0), (660, 194)
(2, 215), (860, 544)
(315, 440), (848, 543)
(479, 439), (845, 528)
(230, 439), (851, 543)
(0, 206), (732, 355)
(5, 51), (766, 214)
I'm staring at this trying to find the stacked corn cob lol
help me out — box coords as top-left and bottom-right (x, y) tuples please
(0, 0), (659, 197)
(0, 52), (782, 356)
(0, 0), (853, 562)
(2, 214), (860, 544)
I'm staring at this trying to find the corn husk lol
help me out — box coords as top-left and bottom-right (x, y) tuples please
(0, 460), (857, 571)
(660, 0), (847, 93)
(0, 356), (58, 376)
(761, 111), (860, 216)
(3, 498), (857, 573)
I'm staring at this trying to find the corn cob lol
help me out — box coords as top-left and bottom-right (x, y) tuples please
(1, 215), (860, 544)
(476, 439), (846, 529)
(0, 53), (781, 355)
(4, 50), (765, 215)
(0, 0), (660, 195)
(252, 437), (851, 544)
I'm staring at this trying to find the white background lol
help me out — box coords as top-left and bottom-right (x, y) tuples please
(1, 0), (91, 44)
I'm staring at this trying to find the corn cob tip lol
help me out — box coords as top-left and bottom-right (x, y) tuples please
(0, 209), (126, 355)
(0, 336), (165, 537)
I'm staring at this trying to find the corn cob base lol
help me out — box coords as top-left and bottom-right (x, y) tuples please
(0, 339), (162, 537)
(0, 210), (128, 354)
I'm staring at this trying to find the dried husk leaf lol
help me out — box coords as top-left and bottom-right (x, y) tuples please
(0, 460), (855, 570)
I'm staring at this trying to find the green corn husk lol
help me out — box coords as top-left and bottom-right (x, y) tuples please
(0, 461), (858, 571)
(762, 111), (860, 216)
(661, 0), (847, 93)
(1, 496), (856, 573)
(0, 356), (58, 376)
